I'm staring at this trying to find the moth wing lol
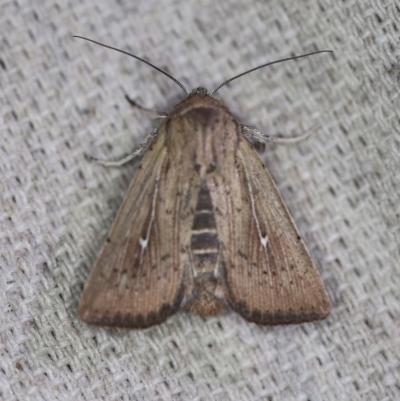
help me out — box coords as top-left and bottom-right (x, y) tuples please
(212, 139), (330, 324)
(79, 131), (199, 328)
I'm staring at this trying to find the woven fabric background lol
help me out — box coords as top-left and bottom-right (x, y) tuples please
(1, 0), (399, 400)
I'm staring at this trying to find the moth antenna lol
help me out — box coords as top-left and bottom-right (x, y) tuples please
(210, 50), (333, 95)
(73, 35), (189, 94)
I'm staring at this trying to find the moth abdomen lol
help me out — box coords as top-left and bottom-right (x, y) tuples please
(190, 180), (219, 255)
(185, 273), (226, 317)
(184, 177), (226, 316)
(190, 232), (218, 251)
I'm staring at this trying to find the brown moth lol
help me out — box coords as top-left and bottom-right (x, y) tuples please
(75, 36), (331, 328)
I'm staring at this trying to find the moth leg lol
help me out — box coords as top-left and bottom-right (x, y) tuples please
(125, 94), (167, 119)
(242, 124), (320, 145)
(86, 128), (161, 167)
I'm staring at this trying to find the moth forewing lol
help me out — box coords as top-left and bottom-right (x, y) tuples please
(78, 126), (197, 328)
(217, 139), (330, 324)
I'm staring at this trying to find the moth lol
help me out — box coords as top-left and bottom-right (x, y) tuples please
(75, 36), (331, 328)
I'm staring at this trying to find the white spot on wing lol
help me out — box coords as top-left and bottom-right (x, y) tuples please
(140, 237), (148, 249)
(261, 235), (268, 248)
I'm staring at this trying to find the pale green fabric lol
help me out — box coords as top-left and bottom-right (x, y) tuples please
(1, 1), (398, 400)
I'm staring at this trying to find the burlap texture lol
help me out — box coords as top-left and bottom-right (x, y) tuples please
(1, 0), (398, 400)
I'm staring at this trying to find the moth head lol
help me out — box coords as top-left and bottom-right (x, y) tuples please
(190, 87), (209, 96)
